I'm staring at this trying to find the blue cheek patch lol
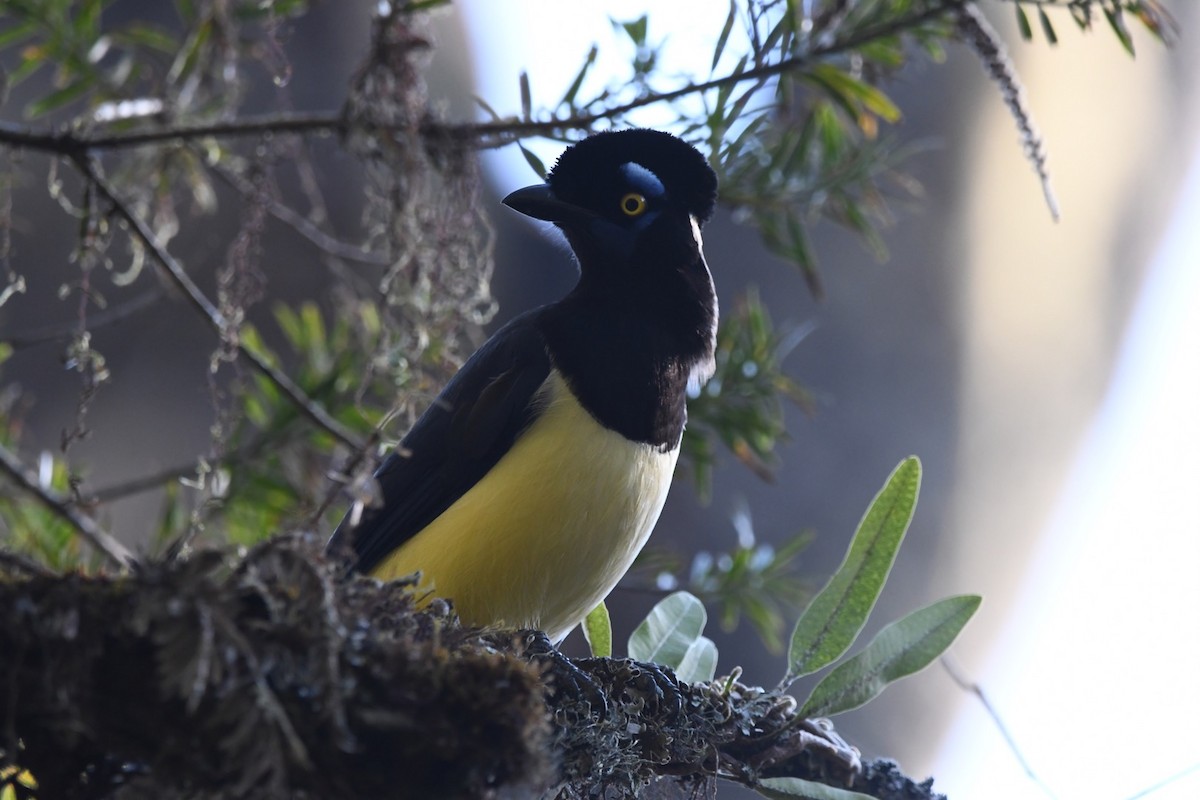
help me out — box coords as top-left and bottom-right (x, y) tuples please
(619, 162), (666, 199)
(587, 213), (656, 260)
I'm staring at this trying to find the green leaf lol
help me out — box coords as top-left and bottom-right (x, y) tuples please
(628, 591), (707, 669)
(785, 457), (921, 681)
(711, 1), (737, 72)
(675, 636), (718, 683)
(560, 44), (598, 109)
(0, 20), (37, 50)
(1015, 4), (1032, 41)
(9, 46), (50, 88)
(617, 14), (648, 47)
(1070, 3), (1092, 31)
(582, 601), (612, 658)
(1037, 8), (1058, 45)
(79, 0), (105, 38)
(799, 595), (981, 718)
(517, 142), (547, 180)
(112, 23), (180, 54)
(404, 0), (451, 11)
(1104, 6), (1135, 56)
(758, 777), (875, 800)
(519, 70), (532, 119)
(472, 94), (501, 121)
(26, 76), (95, 118)
(806, 64), (901, 124)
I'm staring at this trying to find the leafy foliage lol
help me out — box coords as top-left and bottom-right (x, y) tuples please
(798, 593), (981, 717)
(582, 601), (613, 659)
(785, 457), (920, 682)
(781, 459), (977, 725)
(759, 776), (875, 800)
(0, 443), (81, 570)
(627, 591), (718, 683)
(622, 459), (979, 799)
(0, 0), (1163, 719)
(0, 2), (1167, 796)
(684, 288), (814, 498)
(0, 0), (310, 118)
(634, 523), (814, 655)
(1006, 0), (1177, 53)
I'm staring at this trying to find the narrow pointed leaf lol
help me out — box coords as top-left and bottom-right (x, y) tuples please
(786, 457), (921, 680)
(517, 142), (547, 180)
(758, 777), (875, 800)
(1070, 3), (1091, 31)
(1015, 5), (1032, 41)
(0, 20), (37, 49)
(1037, 8), (1058, 45)
(711, 1), (737, 72)
(1104, 7), (1135, 56)
(26, 77), (95, 118)
(800, 595), (981, 718)
(472, 94), (502, 120)
(582, 601), (612, 658)
(619, 15), (648, 46)
(674, 636), (718, 683)
(560, 44), (598, 108)
(628, 591), (706, 669)
(806, 65), (901, 124)
(519, 70), (532, 120)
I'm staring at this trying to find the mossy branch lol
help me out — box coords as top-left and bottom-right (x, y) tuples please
(0, 536), (944, 800)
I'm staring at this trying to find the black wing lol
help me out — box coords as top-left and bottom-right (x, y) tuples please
(327, 310), (552, 573)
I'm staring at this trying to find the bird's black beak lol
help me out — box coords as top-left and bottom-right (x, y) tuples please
(503, 184), (595, 227)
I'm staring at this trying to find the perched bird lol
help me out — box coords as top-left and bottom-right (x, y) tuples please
(328, 129), (719, 643)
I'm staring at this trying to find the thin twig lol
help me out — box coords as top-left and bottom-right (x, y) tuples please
(87, 430), (278, 504)
(0, 549), (56, 578)
(1124, 761), (1200, 800)
(209, 603), (313, 768)
(206, 160), (390, 266)
(941, 655), (1057, 799)
(73, 155), (363, 452)
(440, 1), (961, 143)
(306, 415), (392, 530)
(0, 288), (163, 350)
(0, 1), (965, 158)
(0, 112), (345, 155)
(0, 440), (135, 568)
(88, 459), (206, 503)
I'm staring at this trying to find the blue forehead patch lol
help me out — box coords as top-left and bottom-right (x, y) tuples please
(620, 162), (666, 197)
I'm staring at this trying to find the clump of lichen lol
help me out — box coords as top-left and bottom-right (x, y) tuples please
(0, 536), (551, 800)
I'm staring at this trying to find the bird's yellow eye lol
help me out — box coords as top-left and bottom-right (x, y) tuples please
(619, 193), (648, 217)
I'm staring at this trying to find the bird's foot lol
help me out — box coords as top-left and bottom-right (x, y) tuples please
(794, 716), (862, 776)
(517, 630), (609, 719)
(570, 656), (686, 719)
(621, 658), (685, 717)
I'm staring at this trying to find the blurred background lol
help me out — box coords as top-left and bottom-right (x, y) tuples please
(1, 1), (1197, 797)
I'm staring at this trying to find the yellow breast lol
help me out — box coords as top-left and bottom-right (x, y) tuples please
(370, 370), (679, 641)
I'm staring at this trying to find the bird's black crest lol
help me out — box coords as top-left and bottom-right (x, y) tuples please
(548, 129), (719, 223)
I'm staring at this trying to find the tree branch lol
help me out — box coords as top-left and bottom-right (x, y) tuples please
(73, 155), (363, 453)
(0, 1), (963, 159)
(0, 288), (163, 350)
(0, 112), (346, 155)
(0, 440), (135, 568)
(205, 159), (391, 267)
(0, 536), (946, 799)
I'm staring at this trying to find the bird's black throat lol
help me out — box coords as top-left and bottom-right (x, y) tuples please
(539, 246), (716, 451)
